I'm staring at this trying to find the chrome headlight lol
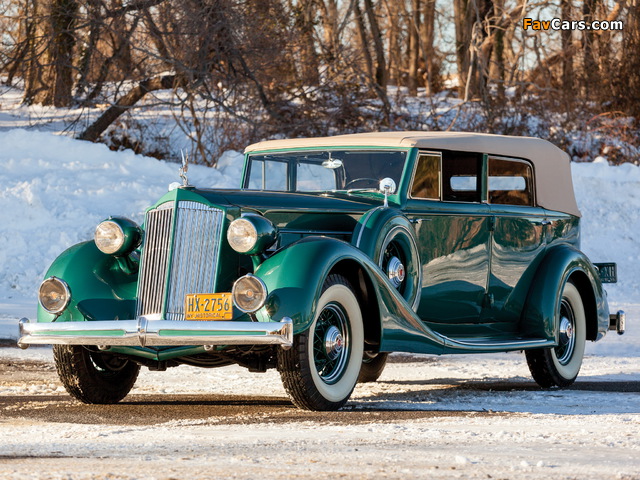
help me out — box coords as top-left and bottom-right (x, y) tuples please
(94, 217), (142, 255)
(39, 277), (71, 314)
(227, 214), (277, 255)
(232, 274), (267, 313)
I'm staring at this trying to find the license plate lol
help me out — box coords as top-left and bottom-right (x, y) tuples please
(185, 293), (233, 320)
(594, 263), (617, 283)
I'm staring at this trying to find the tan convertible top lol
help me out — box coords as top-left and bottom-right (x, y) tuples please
(245, 131), (580, 217)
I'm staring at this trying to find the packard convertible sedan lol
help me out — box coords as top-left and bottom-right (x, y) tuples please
(19, 132), (625, 411)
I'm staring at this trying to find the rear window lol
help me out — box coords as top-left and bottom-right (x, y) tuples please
(488, 157), (534, 206)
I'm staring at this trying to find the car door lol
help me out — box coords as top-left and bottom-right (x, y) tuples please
(405, 151), (492, 333)
(486, 156), (548, 328)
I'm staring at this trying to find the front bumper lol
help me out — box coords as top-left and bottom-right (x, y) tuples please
(18, 316), (293, 349)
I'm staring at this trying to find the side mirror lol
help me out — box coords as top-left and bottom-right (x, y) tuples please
(379, 178), (397, 207)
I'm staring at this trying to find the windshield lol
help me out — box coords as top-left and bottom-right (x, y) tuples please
(243, 150), (407, 193)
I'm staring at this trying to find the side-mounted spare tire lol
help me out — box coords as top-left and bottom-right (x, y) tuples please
(353, 208), (422, 311)
(352, 208), (421, 384)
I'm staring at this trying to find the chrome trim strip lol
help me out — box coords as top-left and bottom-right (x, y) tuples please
(442, 335), (552, 349)
(18, 317), (294, 348)
(354, 206), (383, 248)
(279, 229), (352, 236)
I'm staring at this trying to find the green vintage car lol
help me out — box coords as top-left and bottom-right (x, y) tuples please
(19, 132), (625, 411)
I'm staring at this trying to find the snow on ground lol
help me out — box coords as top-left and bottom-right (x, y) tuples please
(1, 331), (640, 479)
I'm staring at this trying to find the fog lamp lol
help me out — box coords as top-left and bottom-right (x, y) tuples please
(39, 277), (71, 314)
(232, 274), (267, 313)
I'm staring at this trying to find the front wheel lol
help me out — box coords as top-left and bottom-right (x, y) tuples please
(277, 274), (364, 411)
(525, 281), (586, 387)
(53, 344), (140, 404)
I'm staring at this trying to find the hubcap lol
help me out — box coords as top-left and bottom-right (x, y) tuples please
(559, 316), (574, 343)
(555, 299), (576, 365)
(387, 256), (406, 288)
(324, 326), (344, 360)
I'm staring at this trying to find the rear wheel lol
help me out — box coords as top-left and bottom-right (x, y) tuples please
(53, 344), (140, 404)
(278, 274), (364, 411)
(358, 352), (388, 383)
(525, 281), (586, 387)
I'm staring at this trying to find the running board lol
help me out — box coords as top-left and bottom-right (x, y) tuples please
(440, 335), (554, 354)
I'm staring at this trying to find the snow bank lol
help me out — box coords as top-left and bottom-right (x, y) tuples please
(0, 129), (243, 306)
(572, 160), (640, 303)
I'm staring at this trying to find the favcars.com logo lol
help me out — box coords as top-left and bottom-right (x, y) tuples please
(523, 18), (623, 31)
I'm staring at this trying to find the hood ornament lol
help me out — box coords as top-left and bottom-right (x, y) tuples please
(179, 151), (190, 187)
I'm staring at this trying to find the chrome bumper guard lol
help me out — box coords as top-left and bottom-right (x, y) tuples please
(609, 310), (625, 335)
(17, 317), (293, 349)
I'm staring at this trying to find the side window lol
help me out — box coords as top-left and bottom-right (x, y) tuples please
(248, 160), (288, 190)
(488, 157), (534, 206)
(442, 152), (482, 202)
(411, 154), (440, 199)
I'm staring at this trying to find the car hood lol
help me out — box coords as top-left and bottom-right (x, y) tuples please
(194, 188), (386, 214)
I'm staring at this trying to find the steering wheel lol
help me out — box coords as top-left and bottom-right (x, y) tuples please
(344, 177), (379, 189)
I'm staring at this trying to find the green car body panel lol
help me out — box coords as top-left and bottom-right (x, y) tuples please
(26, 132), (617, 377)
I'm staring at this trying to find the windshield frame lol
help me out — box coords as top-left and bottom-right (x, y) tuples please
(242, 148), (411, 195)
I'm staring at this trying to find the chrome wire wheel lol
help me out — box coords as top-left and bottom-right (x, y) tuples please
(313, 303), (350, 384)
(277, 274), (364, 411)
(525, 281), (586, 388)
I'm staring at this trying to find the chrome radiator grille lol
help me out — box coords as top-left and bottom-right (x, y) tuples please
(136, 201), (224, 320)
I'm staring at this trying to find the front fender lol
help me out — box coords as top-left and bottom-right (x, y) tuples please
(521, 243), (609, 341)
(255, 237), (368, 331)
(37, 241), (138, 324)
(254, 236), (446, 354)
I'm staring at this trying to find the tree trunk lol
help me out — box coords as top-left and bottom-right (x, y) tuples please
(490, 0), (505, 99)
(318, 0), (339, 66)
(560, 0), (574, 97)
(408, 0), (421, 96)
(24, 0), (79, 107)
(297, 1), (320, 86)
(354, 0), (374, 80)
(384, 1), (401, 86)
(79, 74), (183, 142)
(363, 0), (387, 88)
(454, 0), (494, 100)
(582, 0), (599, 98)
(420, 0), (438, 95)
